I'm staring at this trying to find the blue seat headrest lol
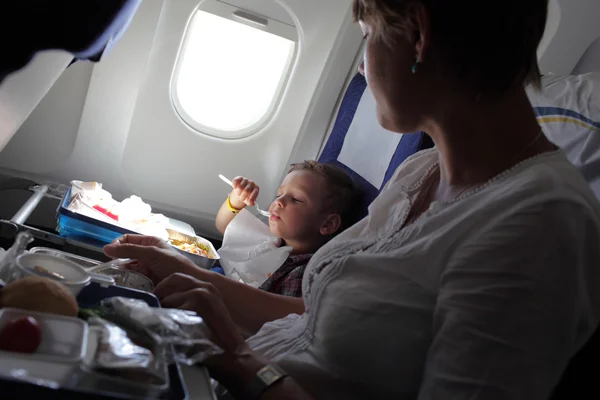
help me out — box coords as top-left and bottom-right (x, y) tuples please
(318, 73), (434, 219)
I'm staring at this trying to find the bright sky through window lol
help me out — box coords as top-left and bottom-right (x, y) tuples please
(174, 10), (296, 138)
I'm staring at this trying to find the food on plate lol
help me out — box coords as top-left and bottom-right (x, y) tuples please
(0, 276), (78, 317)
(168, 239), (213, 258)
(0, 316), (42, 353)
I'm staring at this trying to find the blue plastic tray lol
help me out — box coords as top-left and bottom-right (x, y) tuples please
(0, 283), (189, 400)
(56, 188), (138, 245)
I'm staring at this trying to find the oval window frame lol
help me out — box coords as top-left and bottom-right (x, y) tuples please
(170, 0), (298, 140)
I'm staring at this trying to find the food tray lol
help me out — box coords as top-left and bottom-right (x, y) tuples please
(56, 188), (138, 245)
(0, 283), (189, 400)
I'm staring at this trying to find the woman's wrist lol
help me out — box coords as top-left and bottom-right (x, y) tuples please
(207, 347), (269, 398)
(177, 255), (211, 280)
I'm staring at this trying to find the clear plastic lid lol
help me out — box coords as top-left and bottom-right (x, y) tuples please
(28, 247), (101, 269)
(28, 248), (152, 292)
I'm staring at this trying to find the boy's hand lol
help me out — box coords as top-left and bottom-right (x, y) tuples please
(230, 176), (260, 208)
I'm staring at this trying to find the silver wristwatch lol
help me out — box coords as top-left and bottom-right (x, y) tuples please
(245, 364), (288, 399)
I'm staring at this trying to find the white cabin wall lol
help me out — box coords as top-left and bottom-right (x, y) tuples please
(538, 0), (600, 75)
(53, 0), (164, 199)
(573, 37), (600, 74)
(0, 61), (92, 174)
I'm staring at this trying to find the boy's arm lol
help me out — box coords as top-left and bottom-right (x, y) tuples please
(215, 177), (261, 234)
(215, 194), (245, 234)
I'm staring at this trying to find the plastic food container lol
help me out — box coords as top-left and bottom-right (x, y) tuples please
(57, 188), (135, 245)
(76, 326), (170, 399)
(88, 265), (154, 293)
(28, 248), (153, 293)
(29, 247), (102, 269)
(15, 253), (114, 295)
(0, 308), (88, 363)
(167, 229), (220, 270)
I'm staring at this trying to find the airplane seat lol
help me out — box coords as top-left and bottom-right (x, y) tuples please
(527, 72), (600, 399)
(0, 0), (142, 154)
(318, 73), (434, 220)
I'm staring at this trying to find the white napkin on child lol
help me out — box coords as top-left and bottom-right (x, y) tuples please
(218, 209), (292, 288)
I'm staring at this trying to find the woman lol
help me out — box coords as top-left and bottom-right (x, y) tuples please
(105, 0), (600, 398)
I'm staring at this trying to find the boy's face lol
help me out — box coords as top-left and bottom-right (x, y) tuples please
(268, 170), (335, 248)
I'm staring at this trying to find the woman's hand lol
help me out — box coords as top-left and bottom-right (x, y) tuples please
(154, 273), (248, 356)
(103, 234), (200, 285)
(230, 176), (260, 208)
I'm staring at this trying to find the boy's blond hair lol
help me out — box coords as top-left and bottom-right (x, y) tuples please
(289, 160), (362, 234)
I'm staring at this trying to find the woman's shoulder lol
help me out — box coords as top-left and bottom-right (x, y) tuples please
(385, 148), (600, 220)
(486, 150), (600, 213)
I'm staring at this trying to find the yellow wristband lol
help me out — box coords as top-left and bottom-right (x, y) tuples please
(227, 195), (241, 214)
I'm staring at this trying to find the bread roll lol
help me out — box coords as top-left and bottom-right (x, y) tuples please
(0, 276), (78, 317)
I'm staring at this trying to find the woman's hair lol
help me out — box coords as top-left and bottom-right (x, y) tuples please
(353, 0), (548, 93)
(288, 161), (363, 233)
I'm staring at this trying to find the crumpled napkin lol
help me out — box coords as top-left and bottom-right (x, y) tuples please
(218, 209), (292, 287)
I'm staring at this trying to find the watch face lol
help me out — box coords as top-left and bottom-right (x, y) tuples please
(259, 366), (280, 385)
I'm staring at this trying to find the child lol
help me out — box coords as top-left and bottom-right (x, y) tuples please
(215, 160), (361, 297)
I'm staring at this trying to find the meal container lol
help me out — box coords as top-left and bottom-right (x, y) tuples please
(29, 247), (102, 269)
(57, 188), (136, 245)
(15, 253), (115, 295)
(76, 326), (170, 399)
(0, 308), (88, 363)
(167, 229), (220, 270)
(76, 283), (188, 399)
(88, 265), (154, 292)
(28, 248), (153, 292)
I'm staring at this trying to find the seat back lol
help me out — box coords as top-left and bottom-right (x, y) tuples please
(318, 73), (433, 219)
(528, 73), (600, 399)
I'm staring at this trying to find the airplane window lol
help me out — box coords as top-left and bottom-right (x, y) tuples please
(172, 1), (297, 139)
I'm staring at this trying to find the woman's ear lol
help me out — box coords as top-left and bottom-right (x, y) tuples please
(320, 214), (342, 236)
(410, 3), (432, 63)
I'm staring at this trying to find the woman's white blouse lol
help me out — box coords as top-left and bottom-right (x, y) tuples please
(247, 149), (600, 399)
